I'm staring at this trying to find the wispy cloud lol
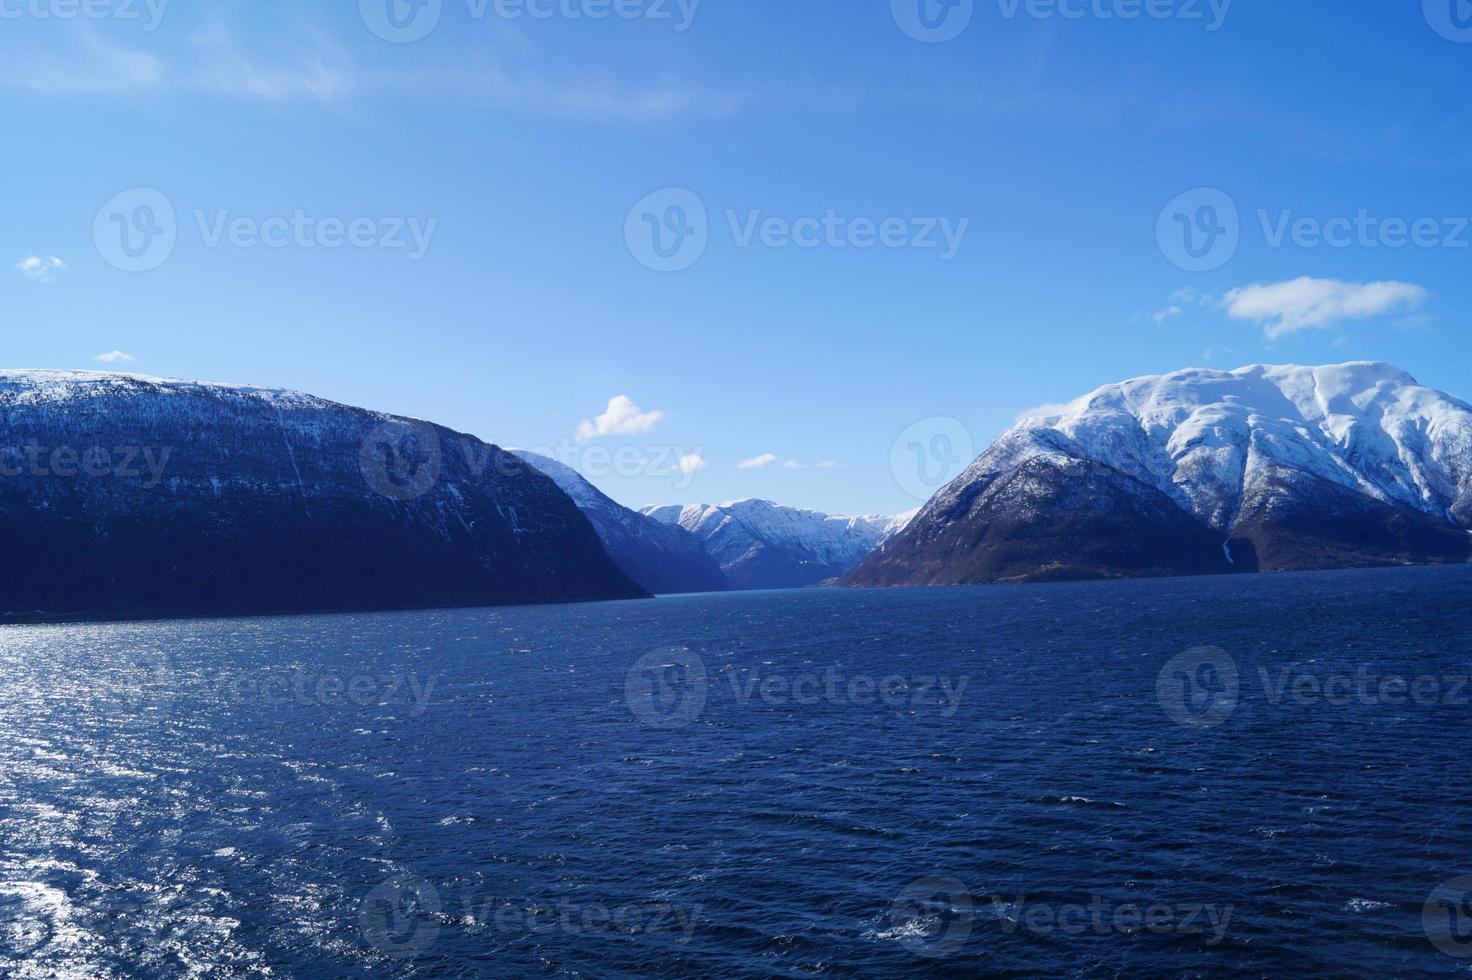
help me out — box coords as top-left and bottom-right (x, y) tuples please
(3, 24), (348, 102)
(739, 453), (777, 470)
(576, 396), (665, 442)
(1017, 402), (1071, 422)
(782, 460), (805, 470)
(15, 256), (65, 283)
(94, 350), (136, 364)
(188, 25), (351, 102)
(1153, 305), (1183, 324)
(0, 21), (736, 120)
(5, 32), (164, 96)
(677, 453), (706, 476)
(1221, 277), (1427, 340)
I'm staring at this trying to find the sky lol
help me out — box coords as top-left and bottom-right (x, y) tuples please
(4, 0), (1472, 516)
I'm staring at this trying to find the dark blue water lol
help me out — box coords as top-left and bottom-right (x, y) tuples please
(3, 565), (1472, 977)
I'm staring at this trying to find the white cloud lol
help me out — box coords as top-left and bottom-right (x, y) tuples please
(816, 460), (844, 469)
(1171, 286), (1214, 306)
(576, 395), (665, 442)
(1153, 305), (1183, 324)
(94, 351), (136, 364)
(15, 256), (65, 283)
(677, 454), (706, 476)
(782, 460), (805, 470)
(739, 453), (777, 470)
(1016, 402), (1071, 422)
(1221, 277), (1428, 340)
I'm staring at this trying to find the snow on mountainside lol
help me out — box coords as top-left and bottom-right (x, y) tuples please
(997, 362), (1472, 530)
(511, 451), (730, 595)
(847, 363), (1472, 587)
(0, 370), (645, 620)
(642, 499), (906, 589)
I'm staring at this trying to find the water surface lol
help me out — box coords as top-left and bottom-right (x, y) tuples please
(2, 565), (1471, 977)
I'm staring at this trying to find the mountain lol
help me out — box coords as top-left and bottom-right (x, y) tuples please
(845, 362), (1472, 587)
(0, 371), (645, 622)
(642, 499), (909, 589)
(511, 451), (730, 595)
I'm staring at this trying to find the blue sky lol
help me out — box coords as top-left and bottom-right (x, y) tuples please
(4, 0), (1472, 515)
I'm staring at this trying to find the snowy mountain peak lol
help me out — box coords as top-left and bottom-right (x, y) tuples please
(640, 499), (906, 589)
(0, 369), (350, 415)
(956, 361), (1472, 534)
(848, 362), (1472, 588)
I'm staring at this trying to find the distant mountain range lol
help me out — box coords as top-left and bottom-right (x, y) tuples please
(641, 500), (913, 589)
(846, 362), (1472, 587)
(0, 371), (643, 622)
(511, 451), (729, 595)
(6, 362), (1468, 621)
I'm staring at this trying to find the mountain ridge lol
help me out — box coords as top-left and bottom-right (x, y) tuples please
(642, 499), (911, 589)
(0, 370), (647, 622)
(846, 361), (1472, 587)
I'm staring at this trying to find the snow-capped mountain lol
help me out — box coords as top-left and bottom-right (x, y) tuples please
(642, 499), (908, 589)
(846, 362), (1472, 586)
(511, 451), (730, 595)
(0, 370), (644, 621)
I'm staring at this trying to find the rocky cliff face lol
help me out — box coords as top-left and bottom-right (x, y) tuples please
(845, 363), (1472, 586)
(0, 371), (645, 621)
